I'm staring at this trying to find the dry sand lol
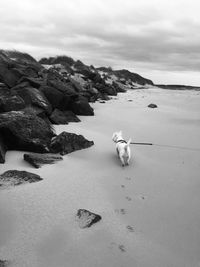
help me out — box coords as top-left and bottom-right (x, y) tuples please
(0, 88), (200, 267)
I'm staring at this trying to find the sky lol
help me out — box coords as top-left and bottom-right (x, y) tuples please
(1, 0), (200, 85)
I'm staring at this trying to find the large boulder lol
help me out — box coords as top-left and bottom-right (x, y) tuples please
(0, 50), (43, 88)
(0, 60), (23, 88)
(0, 170), (42, 189)
(46, 69), (77, 95)
(50, 109), (80, 124)
(24, 153), (63, 168)
(50, 131), (94, 155)
(0, 111), (55, 156)
(69, 98), (94, 116)
(68, 76), (84, 92)
(40, 85), (64, 109)
(12, 84), (52, 114)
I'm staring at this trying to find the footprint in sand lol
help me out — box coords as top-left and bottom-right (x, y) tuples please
(114, 208), (126, 215)
(118, 244), (126, 252)
(125, 196), (132, 201)
(126, 225), (135, 232)
(109, 243), (126, 253)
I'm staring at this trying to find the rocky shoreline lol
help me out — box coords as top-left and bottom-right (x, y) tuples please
(0, 49), (154, 188)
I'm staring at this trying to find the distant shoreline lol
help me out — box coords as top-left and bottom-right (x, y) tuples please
(156, 84), (200, 90)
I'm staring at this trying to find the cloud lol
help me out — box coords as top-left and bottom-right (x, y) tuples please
(1, 0), (200, 84)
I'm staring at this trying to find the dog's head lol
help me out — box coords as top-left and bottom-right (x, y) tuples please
(112, 131), (122, 142)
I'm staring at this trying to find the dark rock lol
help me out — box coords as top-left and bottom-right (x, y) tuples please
(0, 94), (25, 112)
(70, 99), (94, 116)
(94, 83), (117, 95)
(0, 50), (42, 88)
(69, 76), (83, 92)
(97, 93), (110, 101)
(76, 209), (102, 228)
(0, 61), (23, 88)
(50, 131), (94, 155)
(0, 134), (7, 163)
(0, 111), (55, 156)
(46, 69), (77, 95)
(112, 81), (127, 93)
(63, 111), (80, 122)
(99, 101), (106, 103)
(40, 85), (64, 109)
(50, 109), (68, 124)
(0, 260), (9, 267)
(0, 86), (25, 112)
(148, 103), (158, 108)
(24, 153), (63, 168)
(0, 170), (42, 189)
(18, 76), (44, 89)
(12, 85), (52, 114)
(50, 109), (80, 124)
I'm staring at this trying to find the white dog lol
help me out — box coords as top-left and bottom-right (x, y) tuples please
(112, 131), (131, 166)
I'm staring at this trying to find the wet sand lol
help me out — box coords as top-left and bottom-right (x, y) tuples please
(0, 88), (200, 267)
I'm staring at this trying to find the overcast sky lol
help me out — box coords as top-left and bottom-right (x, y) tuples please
(1, 0), (200, 85)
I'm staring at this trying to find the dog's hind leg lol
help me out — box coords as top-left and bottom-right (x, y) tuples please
(116, 147), (120, 157)
(120, 156), (125, 167)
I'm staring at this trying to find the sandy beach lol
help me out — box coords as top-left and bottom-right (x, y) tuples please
(0, 88), (200, 267)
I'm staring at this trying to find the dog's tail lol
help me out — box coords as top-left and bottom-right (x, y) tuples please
(127, 138), (132, 146)
(124, 138), (131, 151)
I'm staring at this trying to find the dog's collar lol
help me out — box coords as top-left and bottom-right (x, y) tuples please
(116, 139), (127, 144)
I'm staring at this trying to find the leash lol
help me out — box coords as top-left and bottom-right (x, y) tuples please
(131, 142), (153, 145)
(130, 142), (200, 151)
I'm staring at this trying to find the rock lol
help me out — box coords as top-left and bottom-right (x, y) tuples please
(50, 109), (80, 124)
(148, 103), (157, 108)
(40, 85), (64, 109)
(76, 209), (102, 228)
(0, 94), (25, 112)
(0, 60), (23, 88)
(0, 134), (7, 163)
(98, 93), (110, 101)
(12, 85), (52, 115)
(0, 50), (42, 88)
(0, 111), (55, 157)
(112, 81), (127, 93)
(50, 131), (94, 155)
(0, 170), (42, 189)
(46, 69), (77, 95)
(18, 76), (44, 89)
(24, 153), (63, 168)
(68, 76), (83, 92)
(0, 260), (9, 267)
(69, 99), (94, 116)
